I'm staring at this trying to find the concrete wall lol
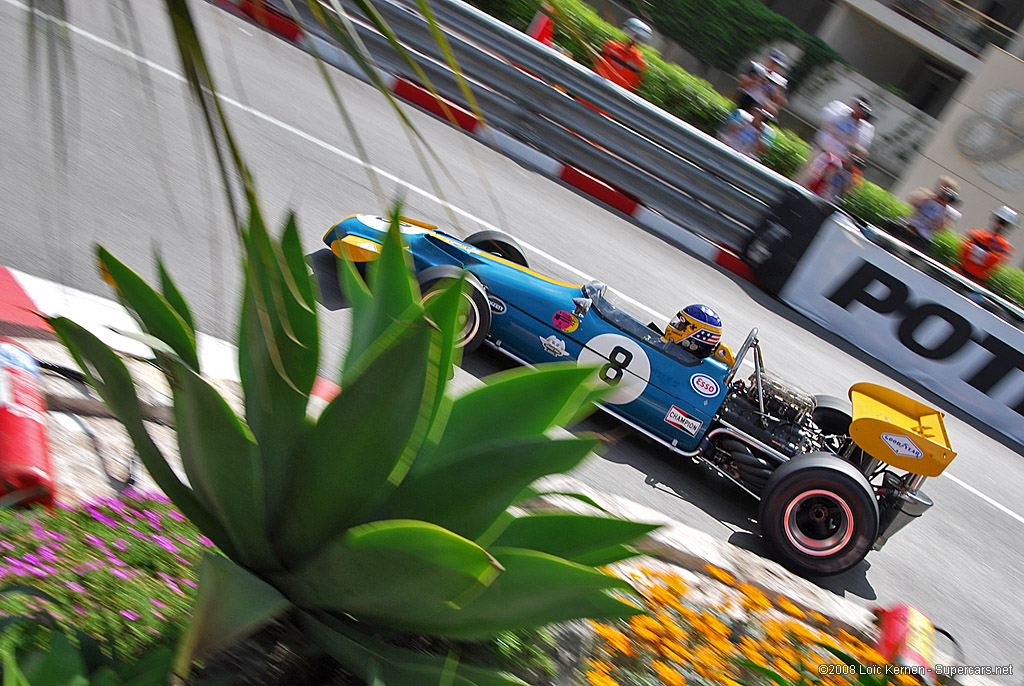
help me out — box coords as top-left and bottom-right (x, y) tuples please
(819, 4), (922, 87)
(895, 47), (1024, 266)
(787, 60), (939, 183)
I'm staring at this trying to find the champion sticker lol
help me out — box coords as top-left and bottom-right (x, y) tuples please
(552, 310), (579, 332)
(540, 335), (570, 357)
(881, 433), (924, 459)
(690, 374), (720, 398)
(664, 406), (702, 436)
(488, 296), (507, 314)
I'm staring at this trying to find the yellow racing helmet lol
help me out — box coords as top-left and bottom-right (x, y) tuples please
(663, 304), (723, 358)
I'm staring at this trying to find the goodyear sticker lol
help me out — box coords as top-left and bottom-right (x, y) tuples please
(552, 310), (579, 332)
(664, 405), (702, 436)
(881, 433), (924, 458)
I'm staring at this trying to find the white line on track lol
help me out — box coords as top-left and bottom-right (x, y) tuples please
(5, 0), (664, 326)
(10, 0), (1024, 530)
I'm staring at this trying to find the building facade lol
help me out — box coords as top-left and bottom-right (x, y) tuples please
(764, 0), (1024, 118)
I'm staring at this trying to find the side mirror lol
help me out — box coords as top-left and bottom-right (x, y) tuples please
(573, 297), (592, 318)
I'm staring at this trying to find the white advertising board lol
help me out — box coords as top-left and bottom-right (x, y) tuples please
(780, 214), (1024, 447)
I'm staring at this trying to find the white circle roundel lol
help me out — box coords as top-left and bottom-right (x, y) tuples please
(577, 333), (651, 405)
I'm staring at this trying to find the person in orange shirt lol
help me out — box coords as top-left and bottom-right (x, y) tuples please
(960, 205), (1017, 281)
(593, 18), (651, 92)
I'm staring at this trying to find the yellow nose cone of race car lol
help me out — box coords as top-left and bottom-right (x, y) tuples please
(331, 234), (382, 262)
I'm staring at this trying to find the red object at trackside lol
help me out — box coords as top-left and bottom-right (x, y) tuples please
(873, 604), (937, 684)
(0, 339), (55, 508)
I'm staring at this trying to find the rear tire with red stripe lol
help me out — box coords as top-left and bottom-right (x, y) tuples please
(464, 230), (529, 267)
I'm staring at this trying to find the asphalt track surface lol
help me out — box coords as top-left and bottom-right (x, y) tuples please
(2, 0), (1021, 675)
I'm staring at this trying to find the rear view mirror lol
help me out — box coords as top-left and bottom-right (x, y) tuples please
(573, 297), (592, 317)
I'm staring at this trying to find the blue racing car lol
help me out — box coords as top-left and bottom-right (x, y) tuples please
(323, 214), (959, 577)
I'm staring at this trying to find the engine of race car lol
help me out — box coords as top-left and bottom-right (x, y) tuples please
(711, 372), (822, 491)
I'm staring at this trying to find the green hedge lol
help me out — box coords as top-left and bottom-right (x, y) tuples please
(617, 0), (842, 89)
(841, 182), (913, 229)
(929, 229), (962, 267)
(989, 265), (1024, 306)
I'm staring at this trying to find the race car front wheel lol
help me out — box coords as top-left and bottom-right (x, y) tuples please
(464, 230), (529, 267)
(759, 453), (878, 577)
(417, 266), (491, 354)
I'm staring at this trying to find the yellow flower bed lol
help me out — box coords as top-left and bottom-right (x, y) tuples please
(585, 564), (909, 686)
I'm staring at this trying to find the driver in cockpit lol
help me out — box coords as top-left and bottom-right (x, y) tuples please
(662, 304), (733, 364)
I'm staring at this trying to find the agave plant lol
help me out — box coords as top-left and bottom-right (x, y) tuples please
(49, 205), (655, 684)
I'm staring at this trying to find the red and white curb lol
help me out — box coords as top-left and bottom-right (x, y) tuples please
(0, 266), (341, 406)
(215, 1), (756, 284)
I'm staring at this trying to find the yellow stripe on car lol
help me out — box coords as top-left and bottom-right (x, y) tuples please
(429, 232), (581, 288)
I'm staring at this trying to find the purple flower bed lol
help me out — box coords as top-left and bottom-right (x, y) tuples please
(0, 491), (208, 657)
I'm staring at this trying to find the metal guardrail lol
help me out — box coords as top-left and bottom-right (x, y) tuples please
(286, 0), (808, 249)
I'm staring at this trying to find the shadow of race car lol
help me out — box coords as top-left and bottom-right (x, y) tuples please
(324, 214), (958, 577)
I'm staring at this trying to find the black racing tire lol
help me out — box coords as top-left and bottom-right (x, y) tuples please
(464, 230), (529, 267)
(759, 453), (878, 576)
(812, 394), (852, 436)
(416, 265), (491, 354)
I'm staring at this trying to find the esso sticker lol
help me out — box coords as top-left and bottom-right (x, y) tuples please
(577, 334), (651, 405)
(690, 373), (720, 398)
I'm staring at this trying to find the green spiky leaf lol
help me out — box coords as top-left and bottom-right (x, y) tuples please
(301, 613), (528, 686)
(169, 360), (273, 569)
(157, 255), (196, 336)
(238, 211), (318, 523)
(343, 211), (419, 383)
(419, 364), (601, 474)
(377, 548), (641, 638)
(97, 247), (199, 371)
(174, 555), (290, 678)
(279, 520), (500, 624)
(47, 317), (237, 559)
(280, 308), (435, 561)
(489, 513), (658, 565)
(375, 435), (600, 541)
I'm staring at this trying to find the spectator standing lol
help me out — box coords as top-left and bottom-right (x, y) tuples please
(593, 18), (651, 92)
(734, 49), (788, 115)
(801, 145), (865, 205)
(717, 108), (776, 158)
(899, 176), (961, 250)
(814, 97), (874, 157)
(960, 206), (1017, 281)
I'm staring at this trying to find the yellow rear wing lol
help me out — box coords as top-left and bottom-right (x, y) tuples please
(848, 382), (957, 477)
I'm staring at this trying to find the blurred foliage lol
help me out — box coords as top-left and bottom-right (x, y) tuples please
(841, 182), (913, 229)
(616, 0), (842, 90)
(758, 128), (810, 179)
(928, 229), (962, 268)
(986, 264), (1024, 305)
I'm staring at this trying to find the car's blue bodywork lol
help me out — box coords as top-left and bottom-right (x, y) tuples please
(324, 215), (734, 452)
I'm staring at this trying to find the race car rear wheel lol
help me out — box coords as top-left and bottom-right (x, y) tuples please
(416, 265), (491, 354)
(464, 230), (529, 267)
(812, 394), (852, 435)
(759, 453), (878, 577)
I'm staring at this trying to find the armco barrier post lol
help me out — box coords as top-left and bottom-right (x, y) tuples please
(743, 188), (836, 295)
